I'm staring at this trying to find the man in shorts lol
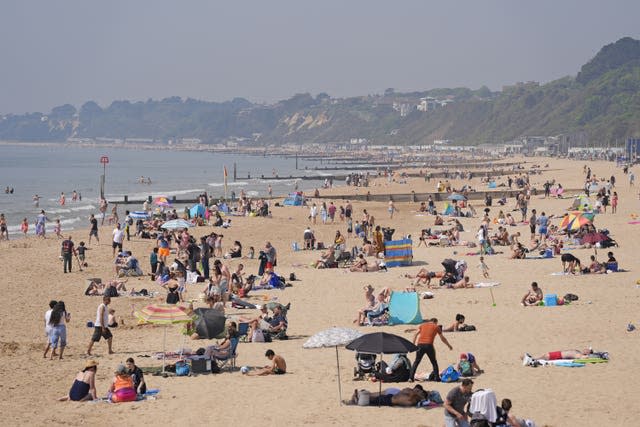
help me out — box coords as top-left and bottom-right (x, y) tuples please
(112, 223), (125, 256)
(88, 214), (99, 244)
(87, 296), (114, 356)
(247, 349), (286, 376)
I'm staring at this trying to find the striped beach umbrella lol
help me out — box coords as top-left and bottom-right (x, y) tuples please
(134, 304), (193, 325)
(134, 304), (195, 372)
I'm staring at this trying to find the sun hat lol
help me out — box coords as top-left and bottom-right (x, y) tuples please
(84, 360), (99, 370)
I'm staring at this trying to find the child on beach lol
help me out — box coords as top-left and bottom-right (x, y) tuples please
(54, 219), (63, 239)
(150, 247), (159, 280)
(245, 246), (255, 259)
(346, 217), (353, 238)
(21, 218), (29, 236)
(77, 241), (89, 266)
(478, 256), (490, 279)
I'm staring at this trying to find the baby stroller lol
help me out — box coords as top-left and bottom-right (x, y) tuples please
(353, 352), (377, 379)
(440, 258), (458, 286)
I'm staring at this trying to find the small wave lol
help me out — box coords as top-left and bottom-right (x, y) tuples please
(246, 190), (259, 196)
(207, 181), (249, 188)
(106, 188), (205, 200)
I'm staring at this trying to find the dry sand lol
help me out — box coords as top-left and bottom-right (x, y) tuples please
(0, 156), (638, 426)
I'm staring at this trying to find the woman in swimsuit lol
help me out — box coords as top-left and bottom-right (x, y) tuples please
(350, 254), (369, 272)
(59, 360), (98, 401)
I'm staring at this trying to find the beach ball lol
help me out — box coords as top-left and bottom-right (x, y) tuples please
(240, 366), (250, 374)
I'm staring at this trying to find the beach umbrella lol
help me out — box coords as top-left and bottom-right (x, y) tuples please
(346, 332), (417, 354)
(134, 304), (194, 372)
(560, 212), (592, 231)
(303, 327), (363, 404)
(129, 211), (150, 220)
(153, 196), (172, 207)
(193, 308), (226, 340)
(346, 332), (418, 405)
(161, 219), (193, 230)
(447, 193), (467, 201)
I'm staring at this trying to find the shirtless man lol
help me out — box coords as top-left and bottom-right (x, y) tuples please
(346, 385), (428, 407)
(521, 281), (543, 306)
(247, 349), (286, 376)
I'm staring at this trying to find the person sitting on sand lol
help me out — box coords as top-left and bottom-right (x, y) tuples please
(206, 322), (239, 358)
(313, 246), (336, 269)
(505, 213), (516, 226)
(458, 352), (483, 375)
(443, 314), (468, 332)
(344, 385), (428, 407)
(588, 255), (605, 274)
(350, 254), (369, 272)
(362, 239), (376, 256)
(354, 285), (376, 325)
(108, 364), (136, 402)
(247, 349), (286, 376)
(58, 360), (98, 402)
(364, 292), (389, 325)
(375, 353), (412, 383)
(434, 215), (444, 226)
(521, 282), (543, 306)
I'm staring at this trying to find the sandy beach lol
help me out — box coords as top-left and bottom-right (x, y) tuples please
(1, 155), (638, 426)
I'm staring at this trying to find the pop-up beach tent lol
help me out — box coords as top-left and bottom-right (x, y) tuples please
(388, 291), (423, 325)
(283, 193), (305, 206)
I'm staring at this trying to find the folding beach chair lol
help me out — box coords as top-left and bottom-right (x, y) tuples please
(215, 337), (239, 371)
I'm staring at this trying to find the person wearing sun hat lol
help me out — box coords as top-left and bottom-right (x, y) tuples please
(58, 360), (98, 402)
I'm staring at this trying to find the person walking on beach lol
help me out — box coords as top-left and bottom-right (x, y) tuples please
(36, 210), (48, 238)
(99, 198), (108, 225)
(0, 213), (8, 241)
(409, 318), (452, 382)
(112, 223), (125, 256)
(61, 235), (77, 273)
(20, 217), (29, 236)
(388, 199), (397, 219)
(87, 296), (114, 356)
(88, 214), (99, 244)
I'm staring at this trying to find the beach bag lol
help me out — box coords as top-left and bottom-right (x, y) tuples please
(459, 324), (476, 332)
(440, 365), (460, 383)
(459, 360), (473, 377)
(112, 387), (137, 403)
(252, 329), (265, 343)
(175, 361), (190, 377)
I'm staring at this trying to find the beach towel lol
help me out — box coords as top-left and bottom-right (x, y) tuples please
(474, 282), (500, 288)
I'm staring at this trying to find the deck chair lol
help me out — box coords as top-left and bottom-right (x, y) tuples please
(215, 337), (239, 371)
(237, 322), (250, 342)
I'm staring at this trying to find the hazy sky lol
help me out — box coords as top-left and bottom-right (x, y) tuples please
(1, 0), (639, 114)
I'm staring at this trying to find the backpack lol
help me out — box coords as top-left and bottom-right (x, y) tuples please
(459, 360), (473, 377)
(440, 365), (460, 383)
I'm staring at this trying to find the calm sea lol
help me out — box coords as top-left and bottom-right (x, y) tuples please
(0, 144), (338, 235)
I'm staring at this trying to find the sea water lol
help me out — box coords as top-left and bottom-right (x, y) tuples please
(0, 144), (338, 235)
